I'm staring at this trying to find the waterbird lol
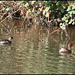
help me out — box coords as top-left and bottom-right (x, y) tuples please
(59, 43), (73, 53)
(0, 37), (13, 44)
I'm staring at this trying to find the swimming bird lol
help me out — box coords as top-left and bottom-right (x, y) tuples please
(59, 43), (73, 53)
(0, 37), (13, 44)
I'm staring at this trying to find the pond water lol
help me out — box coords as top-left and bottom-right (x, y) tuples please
(0, 20), (75, 74)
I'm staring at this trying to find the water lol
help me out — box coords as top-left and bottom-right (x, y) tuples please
(0, 20), (75, 74)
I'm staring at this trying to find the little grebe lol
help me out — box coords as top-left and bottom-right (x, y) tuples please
(0, 37), (13, 44)
(59, 44), (73, 53)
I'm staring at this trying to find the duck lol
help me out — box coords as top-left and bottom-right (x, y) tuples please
(59, 43), (73, 53)
(0, 37), (13, 44)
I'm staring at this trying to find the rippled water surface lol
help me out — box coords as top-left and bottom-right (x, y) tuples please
(0, 20), (75, 74)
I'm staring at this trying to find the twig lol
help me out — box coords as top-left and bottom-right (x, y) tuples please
(0, 8), (21, 25)
(0, 1), (23, 24)
(49, 28), (61, 35)
(0, 16), (9, 25)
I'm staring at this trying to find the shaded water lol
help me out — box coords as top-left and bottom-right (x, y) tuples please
(0, 20), (75, 74)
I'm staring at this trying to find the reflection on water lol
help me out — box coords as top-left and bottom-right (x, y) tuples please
(0, 23), (75, 74)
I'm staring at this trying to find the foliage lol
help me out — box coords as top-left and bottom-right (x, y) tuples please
(0, 1), (75, 30)
(62, 4), (75, 26)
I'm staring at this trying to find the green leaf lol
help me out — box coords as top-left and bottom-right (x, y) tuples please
(25, 3), (29, 7)
(48, 1), (53, 4)
(56, 1), (60, 5)
(72, 6), (75, 10)
(61, 8), (64, 13)
(72, 11), (75, 14)
(65, 20), (68, 23)
(22, 1), (27, 4)
(62, 16), (66, 20)
(65, 14), (68, 16)
(59, 6), (64, 13)
(6, 8), (9, 11)
(63, 6), (66, 9)
(58, 12), (61, 15)
(67, 6), (71, 11)
(72, 21), (75, 25)
(72, 19), (74, 22)
(31, 1), (36, 4)
(69, 19), (73, 24)
(34, 14), (38, 17)
(45, 1), (53, 7)
(70, 14), (72, 17)
(68, 11), (73, 15)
